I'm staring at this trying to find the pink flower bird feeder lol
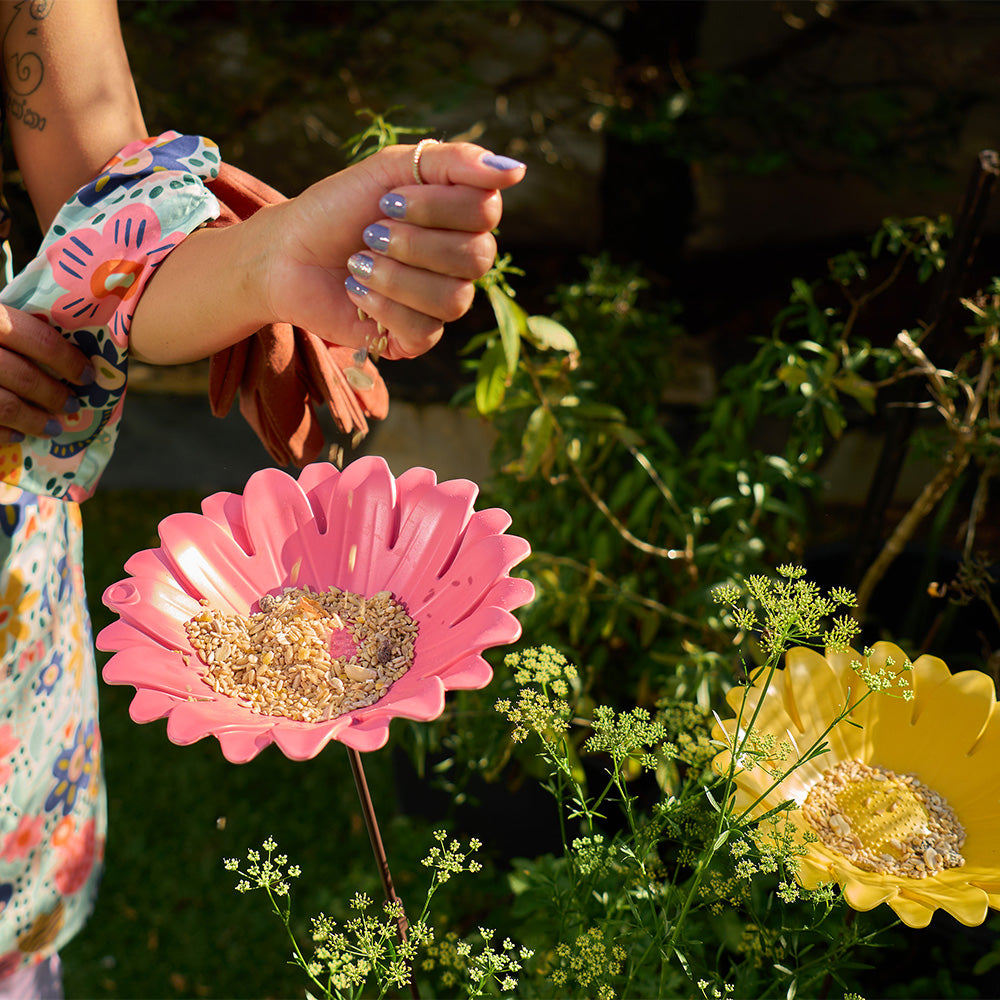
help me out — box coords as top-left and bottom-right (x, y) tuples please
(97, 457), (534, 763)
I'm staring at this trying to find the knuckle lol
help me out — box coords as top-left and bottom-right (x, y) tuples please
(441, 281), (475, 322)
(0, 393), (23, 428)
(480, 191), (504, 230)
(9, 364), (46, 404)
(465, 236), (497, 279)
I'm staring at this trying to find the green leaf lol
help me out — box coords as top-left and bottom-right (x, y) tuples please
(973, 951), (1000, 976)
(487, 284), (527, 375)
(833, 371), (877, 414)
(777, 363), (807, 389)
(570, 402), (628, 423)
(475, 340), (509, 414)
(821, 402), (847, 438)
(521, 406), (556, 478)
(569, 595), (590, 645)
(639, 609), (660, 648)
(525, 315), (578, 353)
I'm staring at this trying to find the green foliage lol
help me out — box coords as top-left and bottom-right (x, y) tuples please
(227, 833), (531, 999)
(454, 210), (987, 716)
(343, 109), (430, 164)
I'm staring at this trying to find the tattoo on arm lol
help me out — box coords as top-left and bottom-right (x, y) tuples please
(2, 0), (51, 131)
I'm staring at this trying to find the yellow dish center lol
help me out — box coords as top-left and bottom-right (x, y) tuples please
(832, 777), (929, 858)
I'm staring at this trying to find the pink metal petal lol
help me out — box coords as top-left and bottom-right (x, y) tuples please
(122, 547), (183, 588)
(296, 460), (340, 497)
(378, 481), (479, 599)
(102, 646), (207, 697)
(128, 688), (184, 723)
(325, 458), (400, 596)
(484, 576), (536, 613)
(364, 670), (446, 721)
(333, 716), (394, 752)
(214, 729), (279, 764)
(100, 578), (202, 649)
(271, 723), (344, 761)
(240, 468), (328, 588)
(434, 654), (493, 689)
(412, 535), (532, 625)
(165, 699), (265, 748)
(417, 607), (522, 677)
(157, 513), (270, 612)
(394, 464), (439, 496)
(199, 490), (253, 553)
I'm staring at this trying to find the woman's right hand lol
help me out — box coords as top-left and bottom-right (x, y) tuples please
(0, 306), (95, 444)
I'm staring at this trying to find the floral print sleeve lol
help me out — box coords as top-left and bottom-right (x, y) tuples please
(0, 132), (221, 501)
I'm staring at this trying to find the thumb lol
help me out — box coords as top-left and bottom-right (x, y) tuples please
(367, 140), (526, 192)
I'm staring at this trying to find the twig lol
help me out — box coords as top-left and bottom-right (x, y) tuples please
(523, 361), (691, 563)
(855, 442), (970, 620)
(529, 551), (702, 629)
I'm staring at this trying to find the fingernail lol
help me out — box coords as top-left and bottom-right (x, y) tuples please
(345, 275), (369, 297)
(44, 418), (62, 437)
(348, 253), (375, 281)
(379, 193), (407, 220)
(9, 431), (24, 443)
(63, 396), (81, 414)
(482, 153), (525, 171)
(362, 224), (391, 253)
(77, 364), (97, 385)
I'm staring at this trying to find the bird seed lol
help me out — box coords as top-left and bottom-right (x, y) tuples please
(801, 758), (965, 879)
(184, 586), (418, 723)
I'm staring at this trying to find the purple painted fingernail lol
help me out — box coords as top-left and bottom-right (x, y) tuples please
(379, 193), (407, 220)
(345, 275), (369, 297)
(9, 431), (24, 443)
(63, 396), (81, 414)
(482, 153), (525, 171)
(348, 253), (375, 280)
(77, 364), (96, 385)
(363, 224), (391, 253)
(44, 418), (62, 437)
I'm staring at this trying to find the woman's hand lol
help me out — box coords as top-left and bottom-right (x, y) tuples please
(258, 141), (526, 360)
(129, 141), (525, 366)
(0, 307), (95, 444)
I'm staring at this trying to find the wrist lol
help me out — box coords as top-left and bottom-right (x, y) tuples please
(128, 217), (277, 365)
(238, 200), (294, 328)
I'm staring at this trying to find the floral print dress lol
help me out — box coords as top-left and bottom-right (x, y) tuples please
(0, 133), (221, 978)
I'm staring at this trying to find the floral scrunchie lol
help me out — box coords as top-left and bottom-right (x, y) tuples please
(0, 131), (221, 501)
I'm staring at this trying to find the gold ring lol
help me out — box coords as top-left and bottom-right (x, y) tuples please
(412, 138), (439, 185)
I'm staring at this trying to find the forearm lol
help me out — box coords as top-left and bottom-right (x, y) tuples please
(1, 0), (146, 229)
(127, 209), (275, 365)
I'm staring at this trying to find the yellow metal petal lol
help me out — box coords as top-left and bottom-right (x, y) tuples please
(842, 876), (897, 911)
(887, 893), (936, 928)
(797, 854), (833, 889)
(873, 668), (996, 788)
(907, 651), (956, 721)
(897, 880), (989, 927)
(783, 647), (842, 736)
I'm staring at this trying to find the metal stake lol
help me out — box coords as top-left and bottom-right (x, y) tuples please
(347, 746), (419, 999)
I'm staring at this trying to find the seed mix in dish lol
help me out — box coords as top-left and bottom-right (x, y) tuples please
(184, 586), (418, 722)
